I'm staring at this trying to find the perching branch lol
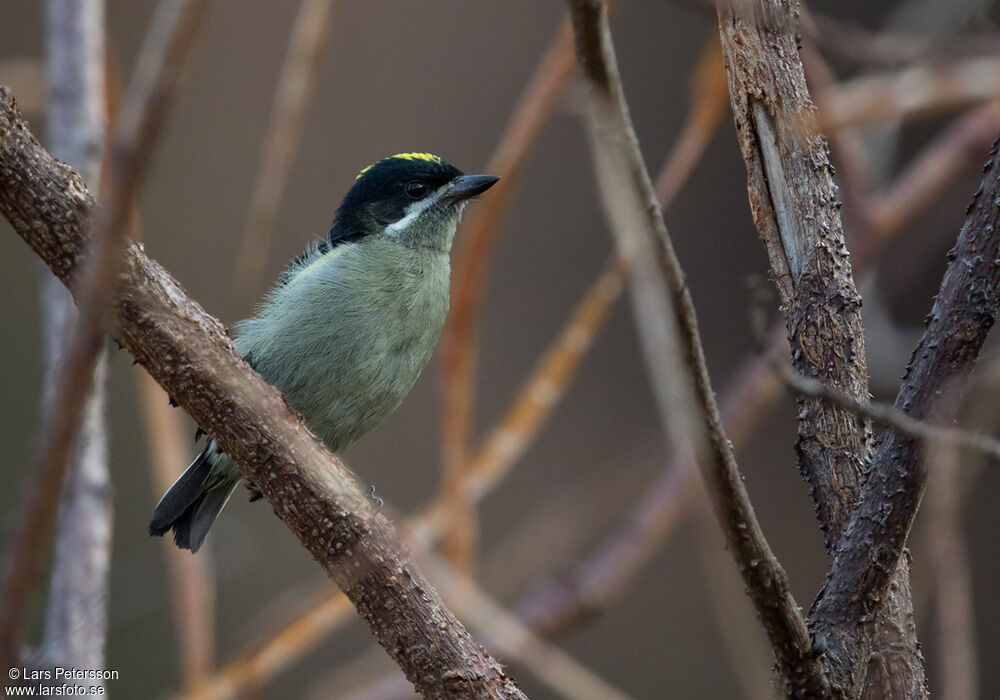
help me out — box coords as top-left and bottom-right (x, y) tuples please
(0, 89), (527, 700)
(809, 136), (1000, 694)
(0, 0), (211, 676)
(564, 1), (827, 695)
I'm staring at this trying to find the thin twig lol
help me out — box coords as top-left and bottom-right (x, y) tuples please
(39, 1), (112, 687)
(439, 16), (578, 569)
(566, 0), (824, 695)
(514, 329), (784, 636)
(461, 257), (624, 501)
(180, 593), (352, 700)
(174, 28), (736, 697)
(513, 95), (1000, 641)
(776, 364), (1000, 463)
(114, 50), (216, 685)
(0, 0), (212, 674)
(804, 13), (1000, 69)
(0, 88), (527, 700)
(869, 99), (1000, 239)
(819, 56), (1000, 130)
(231, 0), (338, 306)
(809, 136), (1000, 695)
(652, 34), (727, 207)
(334, 551), (635, 700)
(138, 371), (216, 689)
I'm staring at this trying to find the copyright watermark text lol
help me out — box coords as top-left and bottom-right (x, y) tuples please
(6, 667), (118, 696)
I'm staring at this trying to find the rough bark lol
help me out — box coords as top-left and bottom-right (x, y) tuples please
(566, 1), (828, 696)
(716, 1), (926, 696)
(810, 136), (1000, 694)
(0, 88), (527, 700)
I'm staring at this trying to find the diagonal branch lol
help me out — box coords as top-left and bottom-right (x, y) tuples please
(0, 89), (527, 700)
(565, 1), (827, 695)
(439, 15), (578, 569)
(809, 136), (1000, 694)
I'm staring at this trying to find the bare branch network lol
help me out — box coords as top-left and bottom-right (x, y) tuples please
(2, 0), (1000, 698)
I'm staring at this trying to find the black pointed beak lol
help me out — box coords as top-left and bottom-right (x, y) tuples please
(445, 174), (499, 202)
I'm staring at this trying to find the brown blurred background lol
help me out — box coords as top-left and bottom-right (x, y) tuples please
(2, 1), (999, 698)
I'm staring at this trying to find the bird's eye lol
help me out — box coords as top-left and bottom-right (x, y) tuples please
(405, 181), (429, 199)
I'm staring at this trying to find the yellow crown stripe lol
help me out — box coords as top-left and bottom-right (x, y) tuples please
(356, 152), (443, 179)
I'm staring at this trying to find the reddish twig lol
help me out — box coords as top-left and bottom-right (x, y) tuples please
(818, 56), (1000, 130)
(439, 16), (578, 569)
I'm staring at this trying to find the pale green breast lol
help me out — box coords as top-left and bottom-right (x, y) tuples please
(234, 238), (451, 451)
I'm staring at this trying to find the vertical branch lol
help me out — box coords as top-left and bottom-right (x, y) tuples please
(717, 0), (872, 542)
(564, 1), (826, 694)
(231, 0), (338, 306)
(40, 1), (112, 687)
(716, 1), (927, 696)
(809, 138), (1000, 693)
(0, 0), (213, 675)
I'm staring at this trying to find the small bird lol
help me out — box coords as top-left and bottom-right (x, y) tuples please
(150, 153), (498, 551)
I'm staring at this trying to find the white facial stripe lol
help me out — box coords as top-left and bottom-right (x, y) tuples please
(383, 183), (452, 237)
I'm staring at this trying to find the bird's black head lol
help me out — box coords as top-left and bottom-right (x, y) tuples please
(329, 153), (498, 250)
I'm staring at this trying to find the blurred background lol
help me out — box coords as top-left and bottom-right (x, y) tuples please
(2, 0), (1000, 698)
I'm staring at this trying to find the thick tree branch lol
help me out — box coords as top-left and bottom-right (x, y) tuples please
(565, 1), (828, 695)
(809, 136), (1000, 693)
(716, 1), (930, 696)
(718, 0), (871, 546)
(0, 89), (527, 700)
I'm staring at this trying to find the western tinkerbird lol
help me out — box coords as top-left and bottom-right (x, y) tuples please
(150, 153), (498, 551)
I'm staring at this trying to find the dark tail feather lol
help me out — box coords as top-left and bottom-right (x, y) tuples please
(149, 446), (237, 552)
